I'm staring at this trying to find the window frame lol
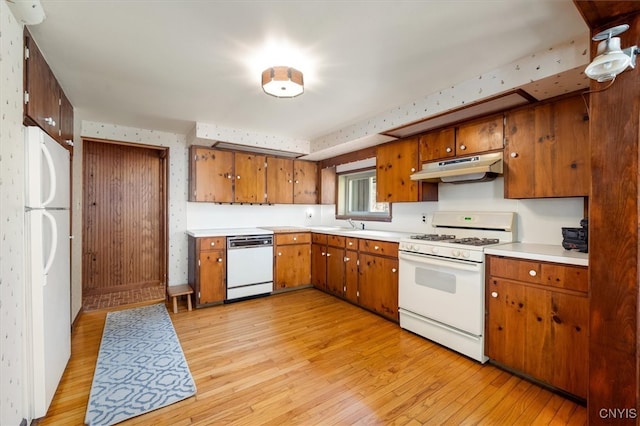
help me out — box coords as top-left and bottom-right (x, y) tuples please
(335, 167), (392, 222)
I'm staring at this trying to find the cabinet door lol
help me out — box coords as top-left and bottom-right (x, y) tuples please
(358, 253), (399, 321)
(524, 286), (588, 399)
(189, 147), (233, 202)
(376, 137), (419, 203)
(320, 166), (337, 205)
(486, 277), (527, 372)
(59, 89), (74, 150)
(198, 249), (226, 305)
(456, 114), (504, 156)
(419, 127), (456, 162)
(326, 246), (345, 297)
(293, 160), (318, 204)
(24, 32), (60, 136)
(344, 249), (358, 303)
(311, 242), (327, 291)
(274, 243), (311, 290)
(234, 153), (266, 203)
(266, 157), (294, 204)
(504, 96), (590, 198)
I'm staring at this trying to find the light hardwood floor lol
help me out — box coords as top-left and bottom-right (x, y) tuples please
(41, 289), (586, 425)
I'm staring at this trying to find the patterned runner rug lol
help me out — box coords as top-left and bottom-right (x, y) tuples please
(85, 303), (196, 425)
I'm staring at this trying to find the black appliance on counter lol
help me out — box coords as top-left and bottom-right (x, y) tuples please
(562, 218), (588, 253)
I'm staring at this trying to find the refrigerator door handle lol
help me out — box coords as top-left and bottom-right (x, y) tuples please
(40, 141), (57, 208)
(41, 210), (58, 284)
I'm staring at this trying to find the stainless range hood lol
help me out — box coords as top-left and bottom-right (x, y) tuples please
(410, 151), (503, 183)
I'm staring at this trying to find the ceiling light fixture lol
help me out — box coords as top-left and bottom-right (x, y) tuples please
(261, 66), (304, 98)
(585, 24), (638, 82)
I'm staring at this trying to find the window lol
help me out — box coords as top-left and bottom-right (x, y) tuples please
(337, 169), (390, 220)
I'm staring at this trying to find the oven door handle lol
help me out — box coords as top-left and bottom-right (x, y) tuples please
(399, 251), (481, 272)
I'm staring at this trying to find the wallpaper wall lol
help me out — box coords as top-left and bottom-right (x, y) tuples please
(0, 2), (27, 424)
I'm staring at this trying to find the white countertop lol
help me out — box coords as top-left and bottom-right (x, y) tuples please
(485, 243), (588, 267)
(186, 227), (274, 238)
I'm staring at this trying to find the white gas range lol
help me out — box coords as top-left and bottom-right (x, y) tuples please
(398, 211), (515, 363)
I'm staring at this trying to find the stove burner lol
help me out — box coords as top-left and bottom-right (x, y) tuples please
(450, 237), (500, 246)
(410, 234), (456, 241)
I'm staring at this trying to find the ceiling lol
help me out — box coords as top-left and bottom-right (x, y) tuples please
(27, 0), (589, 159)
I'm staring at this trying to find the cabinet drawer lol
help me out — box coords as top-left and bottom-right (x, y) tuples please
(327, 234), (346, 248)
(359, 239), (398, 257)
(199, 237), (226, 251)
(346, 237), (358, 249)
(489, 256), (541, 284)
(312, 233), (328, 245)
(276, 232), (311, 245)
(489, 256), (588, 293)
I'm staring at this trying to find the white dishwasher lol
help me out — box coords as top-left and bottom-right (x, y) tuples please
(226, 234), (273, 300)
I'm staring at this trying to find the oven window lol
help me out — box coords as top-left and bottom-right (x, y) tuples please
(415, 267), (456, 294)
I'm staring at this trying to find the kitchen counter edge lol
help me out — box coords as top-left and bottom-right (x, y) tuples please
(485, 243), (588, 267)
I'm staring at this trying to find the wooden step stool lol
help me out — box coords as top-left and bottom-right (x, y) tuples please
(167, 284), (194, 314)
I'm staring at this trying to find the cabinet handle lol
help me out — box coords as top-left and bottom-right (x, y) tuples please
(348, 242), (353, 246)
(322, 252), (326, 256)
(491, 291), (498, 298)
(236, 175), (241, 179)
(392, 268), (397, 273)
(295, 180), (299, 184)
(278, 252), (282, 256)
(410, 167), (416, 172)
(510, 152), (518, 158)
(293, 237), (297, 241)
(374, 245), (380, 250)
(44, 117), (56, 127)
(288, 179), (292, 183)
(326, 253), (331, 257)
(210, 241), (215, 247)
(344, 256), (350, 262)
(217, 258), (223, 263)
(459, 144), (466, 150)
(529, 270), (537, 277)
(65, 140), (74, 147)
(446, 147), (452, 153)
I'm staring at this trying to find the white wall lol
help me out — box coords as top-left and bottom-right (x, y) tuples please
(0, 2), (27, 424)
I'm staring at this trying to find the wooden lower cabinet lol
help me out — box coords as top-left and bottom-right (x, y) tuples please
(274, 232), (311, 291)
(311, 234), (328, 291)
(344, 249), (358, 303)
(358, 253), (399, 321)
(188, 236), (226, 307)
(326, 245), (345, 297)
(486, 255), (588, 399)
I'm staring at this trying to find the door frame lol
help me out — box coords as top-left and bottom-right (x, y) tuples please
(81, 137), (169, 295)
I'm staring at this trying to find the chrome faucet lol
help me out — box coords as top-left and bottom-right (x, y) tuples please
(347, 219), (358, 229)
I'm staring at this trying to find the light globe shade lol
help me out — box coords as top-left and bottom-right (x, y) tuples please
(585, 37), (632, 82)
(262, 66), (304, 97)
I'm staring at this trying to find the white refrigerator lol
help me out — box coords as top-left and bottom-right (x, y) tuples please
(24, 126), (71, 419)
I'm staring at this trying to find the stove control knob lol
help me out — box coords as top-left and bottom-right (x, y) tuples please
(452, 249), (460, 257)
(431, 247), (439, 254)
(462, 251), (470, 258)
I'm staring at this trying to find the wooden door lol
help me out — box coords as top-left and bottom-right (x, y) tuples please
(486, 277), (527, 372)
(234, 153), (266, 203)
(24, 31), (60, 136)
(311, 242), (327, 291)
(419, 127), (456, 162)
(455, 114), (504, 156)
(358, 253), (399, 321)
(266, 157), (293, 204)
(83, 140), (167, 297)
(376, 138), (419, 203)
(198, 249), (226, 304)
(293, 160), (318, 204)
(274, 244), (310, 290)
(189, 147), (233, 202)
(326, 246), (345, 296)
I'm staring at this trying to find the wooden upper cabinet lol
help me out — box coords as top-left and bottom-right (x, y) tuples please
(189, 146), (234, 202)
(319, 166), (337, 205)
(504, 95), (590, 199)
(455, 114), (504, 156)
(293, 160), (318, 204)
(234, 153), (266, 203)
(419, 127), (456, 162)
(266, 157), (294, 204)
(24, 29), (74, 148)
(376, 137), (420, 203)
